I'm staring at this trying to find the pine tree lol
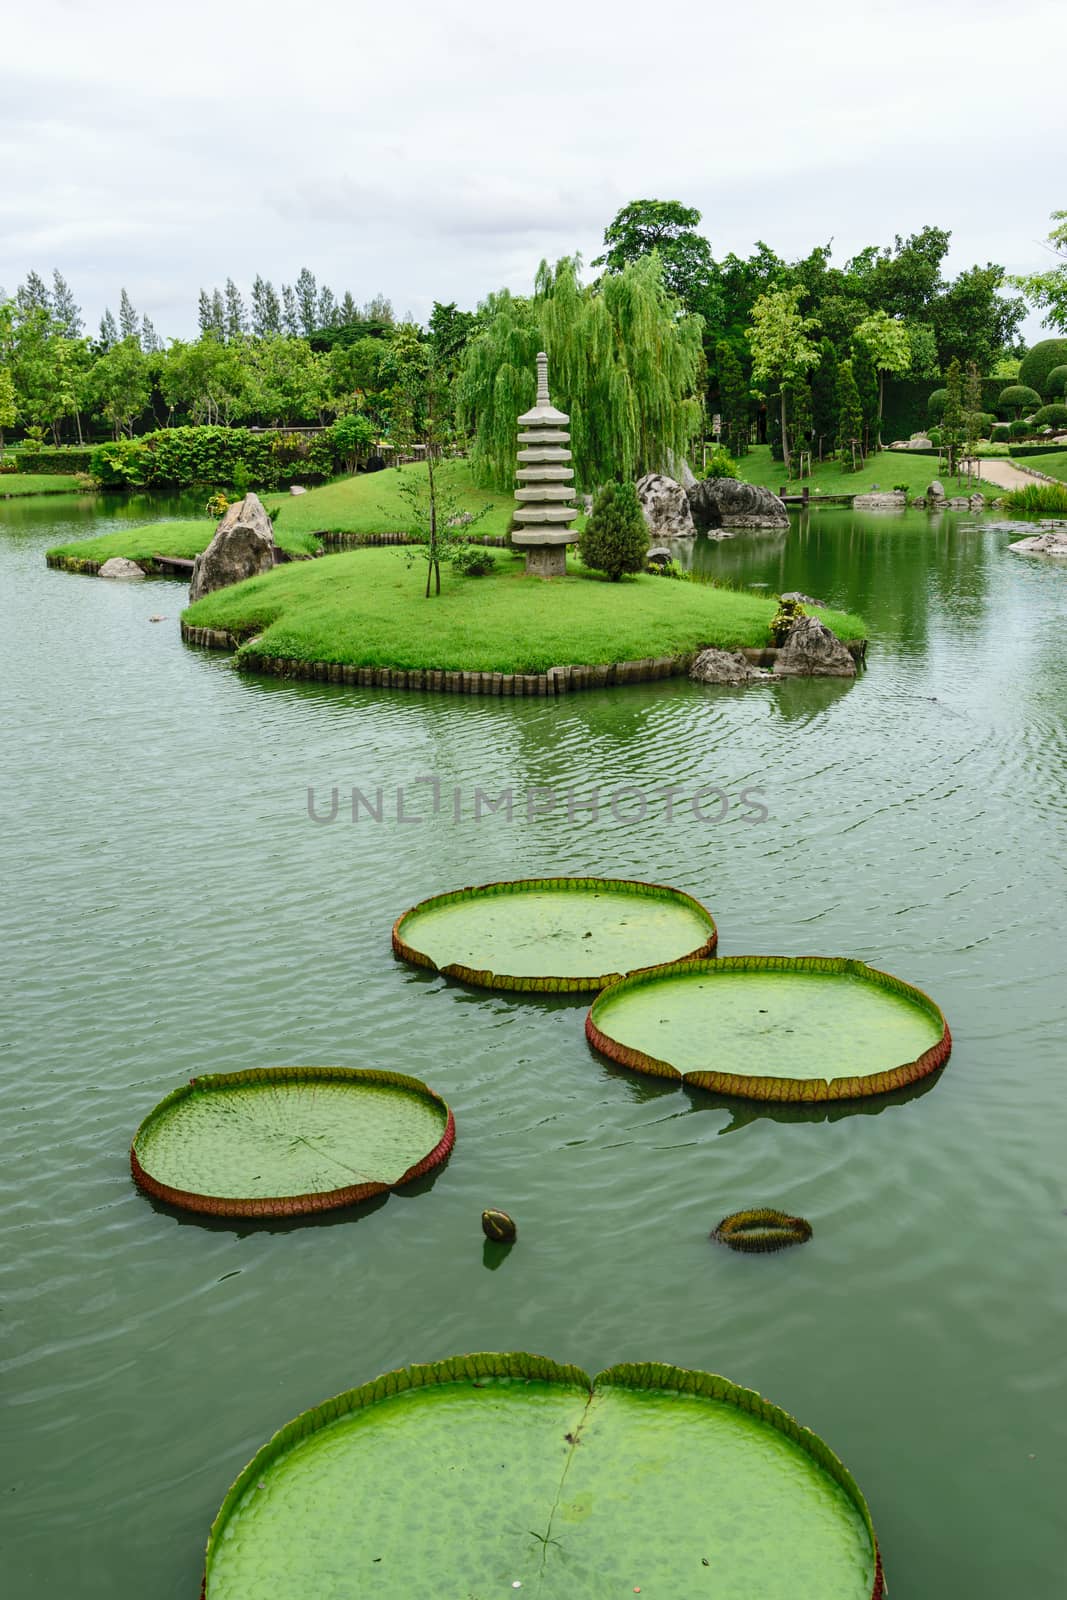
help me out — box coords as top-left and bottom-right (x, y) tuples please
(851, 339), (879, 454)
(224, 278), (247, 340)
(963, 359), (983, 482)
(118, 288), (139, 341)
(941, 358), (964, 478)
(836, 359), (865, 470)
(363, 293), (394, 324)
(578, 480), (649, 580)
(251, 276), (282, 337)
(810, 337), (837, 458)
(16, 271), (51, 314)
(787, 378), (814, 476)
(197, 289), (214, 336)
(281, 284), (300, 336)
(317, 285), (337, 328)
(339, 291), (359, 325)
(715, 340), (749, 458)
(141, 315), (160, 353)
(51, 271), (83, 336)
(295, 268), (318, 336)
(210, 289), (226, 339)
(98, 309), (119, 350)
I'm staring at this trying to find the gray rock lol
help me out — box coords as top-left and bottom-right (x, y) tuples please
(289, 484), (307, 495)
(189, 492), (275, 602)
(688, 477), (789, 531)
(646, 547), (672, 566)
(666, 451), (698, 490)
(99, 557), (145, 579)
(636, 473), (696, 539)
(690, 648), (767, 685)
(781, 591), (826, 607)
(853, 490), (906, 509)
(775, 616), (857, 678)
(1008, 530), (1067, 556)
(927, 479), (945, 499)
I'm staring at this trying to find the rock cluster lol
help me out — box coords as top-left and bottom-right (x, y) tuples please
(1008, 529), (1067, 556)
(689, 616), (858, 686)
(189, 492), (275, 601)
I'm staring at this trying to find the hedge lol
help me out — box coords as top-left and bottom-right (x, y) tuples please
(12, 445), (96, 475)
(881, 378), (1007, 443)
(1019, 340), (1067, 397)
(88, 426), (345, 489)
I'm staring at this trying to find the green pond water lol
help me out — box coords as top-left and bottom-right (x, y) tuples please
(2, 493), (1066, 1597)
(210, 1376), (873, 1599)
(593, 967), (943, 1082)
(135, 1077), (448, 1197)
(398, 884), (714, 980)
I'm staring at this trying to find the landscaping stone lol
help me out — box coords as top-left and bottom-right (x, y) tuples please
(647, 547), (672, 566)
(666, 450), (698, 489)
(189, 492), (275, 601)
(689, 648), (769, 685)
(781, 590), (825, 606)
(1008, 530), (1067, 556)
(853, 490), (906, 509)
(687, 478), (789, 531)
(775, 615), (857, 678)
(635, 473), (696, 539)
(99, 557), (145, 579)
(289, 484), (307, 495)
(927, 479), (945, 500)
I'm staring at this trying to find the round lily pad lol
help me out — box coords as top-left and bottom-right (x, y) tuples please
(130, 1067), (455, 1217)
(392, 877), (718, 992)
(587, 955), (951, 1101)
(203, 1352), (883, 1599)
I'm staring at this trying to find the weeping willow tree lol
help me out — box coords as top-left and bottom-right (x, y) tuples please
(457, 255), (704, 492)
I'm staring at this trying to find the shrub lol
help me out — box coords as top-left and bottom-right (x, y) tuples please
(1044, 364), (1067, 399)
(926, 387), (948, 423)
(973, 412), (997, 438)
(450, 545), (496, 577)
(769, 596), (806, 645)
(1032, 403), (1067, 430)
(1010, 420), (1032, 440)
(991, 424), (1011, 442)
(974, 443), (1011, 457)
(647, 557), (689, 580)
(205, 492), (230, 519)
(1018, 339), (1067, 397)
(89, 439), (149, 486)
(697, 446), (739, 480)
(928, 428), (942, 447)
(998, 384), (1042, 419)
(578, 481), (649, 581)
(1003, 481), (1067, 517)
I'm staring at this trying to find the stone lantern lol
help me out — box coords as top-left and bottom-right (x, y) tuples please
(511, 351), (579, 577)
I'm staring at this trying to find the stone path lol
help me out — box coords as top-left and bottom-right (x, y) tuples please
(960, 458), (1045, 491)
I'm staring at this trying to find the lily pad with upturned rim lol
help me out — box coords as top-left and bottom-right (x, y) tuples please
(586, 955), (951, 1101)
(130, 1067), (455, 1218)
(392, 876), (718, 993)
(202, 1351), (883, 1600)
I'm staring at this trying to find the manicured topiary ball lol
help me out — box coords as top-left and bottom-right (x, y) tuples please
(482, 1208), (517, 1243)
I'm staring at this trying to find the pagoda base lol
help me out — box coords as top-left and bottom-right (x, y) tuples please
(521, 541), (568, 577)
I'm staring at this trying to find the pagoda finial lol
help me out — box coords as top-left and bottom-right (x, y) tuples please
(536, 351), (550, 407)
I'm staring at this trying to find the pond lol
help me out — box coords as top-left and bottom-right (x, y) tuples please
(2, 494), (1065, 1597)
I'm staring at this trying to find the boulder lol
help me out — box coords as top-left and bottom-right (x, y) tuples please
(635, 473), (696, 539)
(647, 547), (672, 566)
(688, 477), (789, 531)
(853, 490), (906, 509)
(690, 648), (768, 685)
(189, 492), (275, 602)
(99, 557), (145, 579)
(666, 451), (698, 490)
(927, 479), (945, 500)
(1008, 530), (1067, 556)
(289, 484), (307, 495)
(781, 590), (826, 607)
(775, 616), (857, 678)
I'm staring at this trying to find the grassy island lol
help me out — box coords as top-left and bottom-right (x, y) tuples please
(3, 472), (86, 497)
(181, 545), (866, 677)
(46, 518), (323, 572)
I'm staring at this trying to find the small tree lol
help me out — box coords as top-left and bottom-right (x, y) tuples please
(578, 481), (649, 580)
(963, 361), (984, 485)
(746, 286), (821, 478)
(0, 366), (17, 459)
(850, 339), (880, 455)
(941, 359), (964, 478)
(786, 378), (813, 477)
(810, 337), (838, 459)
(835, 360), (864, 470)
(715, 340), (749, 457)
(330, 412), (375, 474)
(853, 311), (911, 446)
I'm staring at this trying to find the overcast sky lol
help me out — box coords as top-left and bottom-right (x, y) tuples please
(2, 0), (1063, 343)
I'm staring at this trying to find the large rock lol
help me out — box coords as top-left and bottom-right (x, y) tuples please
(927, 479), (945, 500)
(189, 493), (275, 601)
(688, 478), (789, 531)
(635, 473), (696, 539)
(98, 557), (145, 579)
(1008, 530), (1067, 556)
(666, 451), (698, 490)
(775, 616), (856, 678)
(690, 648), (767, 685)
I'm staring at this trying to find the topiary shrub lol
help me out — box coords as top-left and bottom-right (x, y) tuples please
(927, 387), (948, 423)
(1010, 419), (1031, 439)
(1019, 339), (1067, 397)
(998, 384), (1042, 419)
(1032, 403), (1067, 430)
(973, 412), (997, 438)
(928, 427), (942, 447)
(578, 480), (649, 581)
(1044, 364), (1067, 399)
(991, 424), (1011, 443)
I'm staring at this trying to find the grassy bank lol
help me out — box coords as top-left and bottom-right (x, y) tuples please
(735, 445), (1004, 501)
(47, 519), (322, 572)
(262, 460), (515, 539)
(2, 473), (86, 497)
(1020, 450), (1067, 484)
(182, 546), (866, 675)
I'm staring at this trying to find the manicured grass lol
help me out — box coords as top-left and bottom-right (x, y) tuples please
(46, 519), (322, 571)
(735, 444), (1004, 501)
(1, 473), (85, 496)
(262, 460), (515, 539)
(182, 546), (867, 675)
(1021, 450), (1067, 483)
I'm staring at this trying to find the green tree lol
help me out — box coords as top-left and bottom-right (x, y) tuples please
(330, 412), (375, 473)
(295, 268), (318, 337)
(594, 199), (720, 321)
(51, 271), (82, 337)
(88, 338), (150, 438)
(224, 279), (248, 340)
(941, 359), (964, 477)
(786, 378), (814, 476)
(850, 339), (879, 454)
(1008, 210), (1067, 332)
(835, 359), (864, 469)
(714, 340), (749, 457)
(251, 277), (282, 338)
(746, 285), (821, 477)
(810, 337), (838, 458)
(578, 480), (648, 580)
(118, 288), (139, 341)
(0, 365), (17, 458)
(853, 311), (911, 444)
(963, 360), (984, 483)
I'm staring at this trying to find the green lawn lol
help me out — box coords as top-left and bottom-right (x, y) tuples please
(2, 473), (86, 496)
(182, 546), (866, 675)
(735, 445), (1004, 501)
(47, 519), (322, 572)
(1024, 450), (1067, 483)
(263, 459), (515, 539)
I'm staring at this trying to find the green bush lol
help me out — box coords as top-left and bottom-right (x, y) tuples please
(450, 545), (496, 577)
(991, 424), (1011, 443)
(1010, 420), (1031, 439)
(1044, 364), (1067, 399)
(769, 597), (806, 645)
(578, 481), (649, 581)
(647, 557), (689, 580)
(12, 445), (97, 475)
(998, 384), (1042, 419)
(926, 388), (948, 423)
(1003, 481), (1067, 517)
(973, 412), (997, 438)
(928, 427), (942, 447)
(974, 442), (1011, 456)
(1032, 403), (1067, 430)
(697, 446), (739, 480)
(89, 440), (150, 486)
(1019, 339), (1067, 397)
(87, 426), (345, 491)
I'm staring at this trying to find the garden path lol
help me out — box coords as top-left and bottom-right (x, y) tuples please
(959, 458), (1045, 490)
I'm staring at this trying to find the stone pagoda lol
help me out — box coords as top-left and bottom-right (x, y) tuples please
(511, 351), (579, 577)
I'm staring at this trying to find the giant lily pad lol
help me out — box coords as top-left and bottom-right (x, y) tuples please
(203, 1352), (883, 1599)
(392, 877), (718, 992)
(587, 955), (951, 1101)
(130, 1067), (454, 1217)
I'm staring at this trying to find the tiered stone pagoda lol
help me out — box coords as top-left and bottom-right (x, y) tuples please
(512, 351), (579, 577)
